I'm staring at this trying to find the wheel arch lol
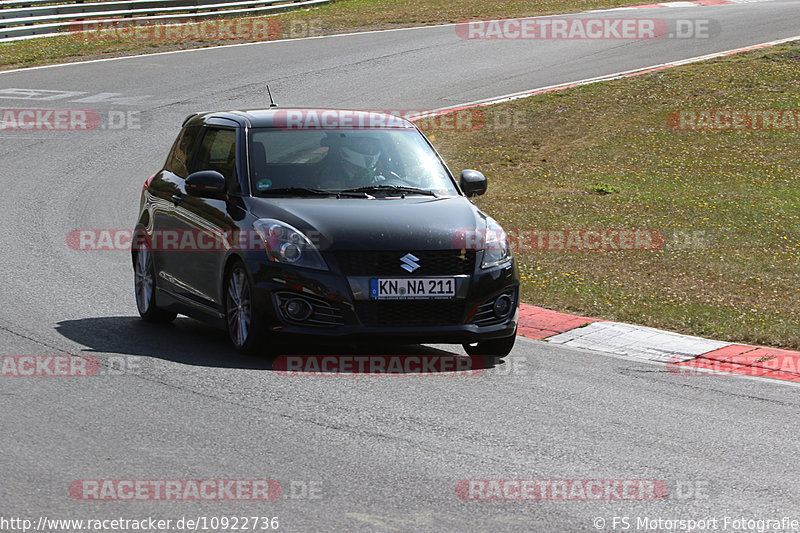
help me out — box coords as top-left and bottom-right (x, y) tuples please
(220, 252), (248, 305)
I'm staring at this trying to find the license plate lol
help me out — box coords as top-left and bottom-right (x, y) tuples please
(370, 278), (456, 300)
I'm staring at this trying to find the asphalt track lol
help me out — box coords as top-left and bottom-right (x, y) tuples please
(1, 1), (800, 531)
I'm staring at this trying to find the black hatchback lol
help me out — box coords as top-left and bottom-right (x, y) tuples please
(133, 109), (519, 356)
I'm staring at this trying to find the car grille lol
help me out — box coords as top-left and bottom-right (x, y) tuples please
(336, 250), (476, 276)
(354, 300), (466, 327)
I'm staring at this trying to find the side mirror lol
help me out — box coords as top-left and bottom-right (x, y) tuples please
(460, 169), (487, 197)
(186, 170), (226, 199)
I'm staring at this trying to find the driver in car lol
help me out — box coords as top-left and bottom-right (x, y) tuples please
(319, 134), (390, 190)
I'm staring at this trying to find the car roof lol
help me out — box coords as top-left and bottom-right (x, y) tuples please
(183, 109), (417, 129)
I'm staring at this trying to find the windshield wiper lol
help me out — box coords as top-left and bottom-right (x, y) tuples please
(338, 185), (437, 197)
(257, 187), (366, 198)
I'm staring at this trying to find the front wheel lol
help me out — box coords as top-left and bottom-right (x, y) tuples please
(134, 242), (177, 323)
(225, 262), (265, 354)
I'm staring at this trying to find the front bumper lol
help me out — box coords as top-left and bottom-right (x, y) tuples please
(244, 252), (520, 344)
(256, 313), (519, 344)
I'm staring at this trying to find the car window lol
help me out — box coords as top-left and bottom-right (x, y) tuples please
(249, 128), (458, 195)
(168, 125), (202, 178)
(260, 130), (329, 164)
(193, 128), (237, 182)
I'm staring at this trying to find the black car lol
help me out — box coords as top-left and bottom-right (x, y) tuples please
(133, 109), (519, 357)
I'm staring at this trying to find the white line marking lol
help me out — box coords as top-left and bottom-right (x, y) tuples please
(0, 11), (599, 75)
(0, 0), (781, 75)
(413, 34), (800, 118)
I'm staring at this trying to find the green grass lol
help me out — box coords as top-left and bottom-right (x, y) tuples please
(421, 43), (800, 349)
(1, 0), (649, 70)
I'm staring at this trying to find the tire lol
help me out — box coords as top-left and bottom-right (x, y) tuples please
(224, 261), (265, 354)
(134, 241), (177, 323)
(462, 329), (517, 360)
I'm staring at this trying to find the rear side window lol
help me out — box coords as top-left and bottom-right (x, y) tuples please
(193, 128), (237, 182)
(167, 125), (202, 178)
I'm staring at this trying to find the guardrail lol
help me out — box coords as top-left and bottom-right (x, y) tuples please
(0, 0), (330, 41)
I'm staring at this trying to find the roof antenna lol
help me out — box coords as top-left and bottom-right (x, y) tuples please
(266, 85), (278, 108)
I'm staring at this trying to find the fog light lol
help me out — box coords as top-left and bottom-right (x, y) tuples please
(285, 298), (312, 321)
(493, 294), (513, 318)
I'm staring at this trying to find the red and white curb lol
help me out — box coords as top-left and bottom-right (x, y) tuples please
(518, 304), (800, 383)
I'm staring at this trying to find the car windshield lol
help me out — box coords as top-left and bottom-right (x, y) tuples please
(248, 128), (459, 196)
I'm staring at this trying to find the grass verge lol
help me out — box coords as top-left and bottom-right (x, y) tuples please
(2, 0), (648, 70)
(421, 42), (800, 349)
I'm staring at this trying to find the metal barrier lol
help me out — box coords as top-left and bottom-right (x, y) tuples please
(0, 0), (329, 41)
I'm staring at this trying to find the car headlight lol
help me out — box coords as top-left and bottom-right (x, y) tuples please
(481, 216), (512, 269)
(253, 219), (328, 271)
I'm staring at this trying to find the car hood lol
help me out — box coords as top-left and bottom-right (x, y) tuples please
(246, 196), (485, 251)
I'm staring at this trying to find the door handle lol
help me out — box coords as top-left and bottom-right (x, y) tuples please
(171, 194), (183, 206)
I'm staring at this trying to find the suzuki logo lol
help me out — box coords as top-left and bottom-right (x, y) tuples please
(400, 253), (420, 273)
